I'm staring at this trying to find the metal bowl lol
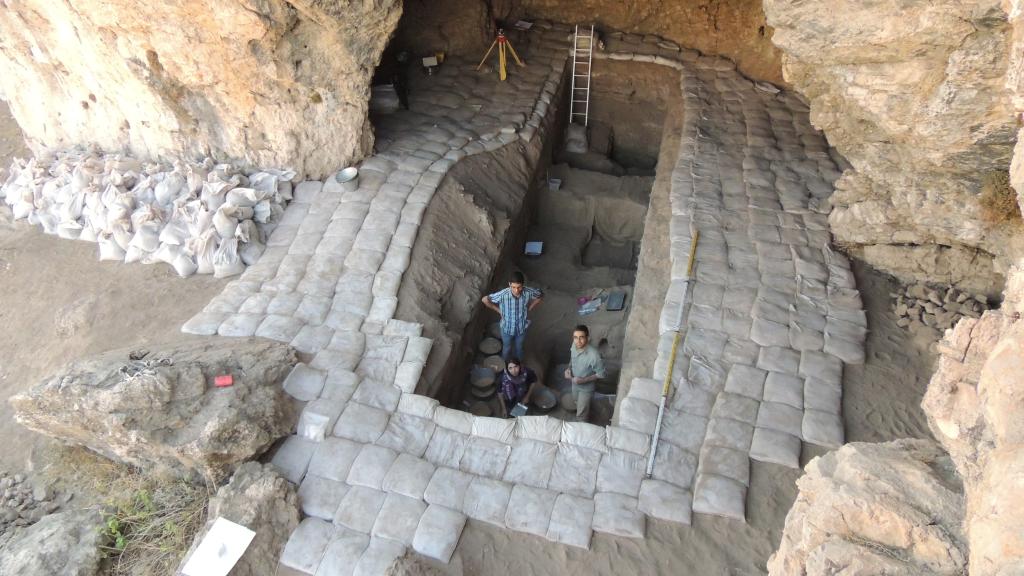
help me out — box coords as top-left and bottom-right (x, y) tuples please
(336, 167), (359, 191)
(532, 386), (557, 412)
(336, 166), (359, 183)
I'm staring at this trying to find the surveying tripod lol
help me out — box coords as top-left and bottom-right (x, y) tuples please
(476, 28), (525, 81)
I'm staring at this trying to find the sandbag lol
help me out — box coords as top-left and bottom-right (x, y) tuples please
(546, 493), (594, 549)
(596, 448), (645, 497)
(692, 474), (746, 522)
(158, 219), (189, 245)
(348, 444), (399, 490)
(463, 477), (513, 526)
(171, 251), (198, 277)
(638, 479), (692, 526)
(412, 504), (466, 563)
(110, 221), (133, 251)
(471, 416), (516, 444)
(213, 204), (240, 238)
(239, 241), (265, 266)
(561, 422), (608, 452)
(505, 484), (558, 537)
(56, 220), (82, 240)
(213, 237), (245, 278)
(382, 453), (436, 500)
(423, 427), (469, 470)
(154, 172), (186, 206)
(749, 427), (801, 468)
(377, 413), (436, 458)
(591, 493), (645, 538)
(123, 245), (148, 264)
(459, 436), (511, 477)
(129, 221), (161, 252)
(192, 229), (219, 275)
(98, 232), (126, 261)
(515, 416), (563, 444)
(548, 444), (602, 497)
(502, 439), (557, 488)
(397, 393), (439, 420)
(225, 187), (267, 207)
(698, 445), (750, 486)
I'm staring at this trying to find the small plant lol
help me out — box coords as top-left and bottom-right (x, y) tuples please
(978, 171), (1022, 225)
(46, 448), (210, 576)
(98, 479), (209, 575)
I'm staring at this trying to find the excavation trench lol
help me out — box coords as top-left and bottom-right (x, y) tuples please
(393, 59), (680, 424)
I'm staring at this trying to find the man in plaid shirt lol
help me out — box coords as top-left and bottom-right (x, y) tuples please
(481, 271), (544, 361)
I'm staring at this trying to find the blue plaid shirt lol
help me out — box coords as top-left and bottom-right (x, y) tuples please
(488, 286), (542, 336)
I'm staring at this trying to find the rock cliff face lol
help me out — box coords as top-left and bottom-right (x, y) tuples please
(0, 0), (401, 179)
(923, 266), (1024, 576)
(396, 0), (784, 84)
(767, 439), (967, 576)
(764, 0), (1022, 295)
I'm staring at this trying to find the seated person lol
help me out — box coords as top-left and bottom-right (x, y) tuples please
(499, 357), (538, 418)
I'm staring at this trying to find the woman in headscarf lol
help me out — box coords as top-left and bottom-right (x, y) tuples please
(499, 357), (538, 418)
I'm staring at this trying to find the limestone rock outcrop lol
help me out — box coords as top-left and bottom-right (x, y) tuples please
(178, 462), (299, 576)
(0, 508), (106, 576)
(397, 0), (785, 84)
(0, 0), (402, 179)
(9, 338), (298, 483)
(771, 267), (1024, 575)
(764, 0), (1022, 293)
(767, 439), (967, 576)
(923, 265), (1024, 575)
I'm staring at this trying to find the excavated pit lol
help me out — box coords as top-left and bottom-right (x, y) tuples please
(393, 57), (680, 424)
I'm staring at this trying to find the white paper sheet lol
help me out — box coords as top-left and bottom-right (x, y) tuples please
(181, 517), (256, 576)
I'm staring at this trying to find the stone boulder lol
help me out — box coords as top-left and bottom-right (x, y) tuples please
(763, 0), (1020, 292)
(178, 462), (299, 576)
(768, 439), (967, 576)
(0, 508), (106, 576)
(10, 338), (298, 483)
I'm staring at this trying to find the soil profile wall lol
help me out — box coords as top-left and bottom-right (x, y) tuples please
(395, 0), (785, 85)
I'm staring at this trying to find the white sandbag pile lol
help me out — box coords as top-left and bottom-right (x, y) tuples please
(0, 149), (297, 278)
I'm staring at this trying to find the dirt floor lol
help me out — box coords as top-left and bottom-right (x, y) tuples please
(0, 103), (227, 475)
(0, 89), (936, 575)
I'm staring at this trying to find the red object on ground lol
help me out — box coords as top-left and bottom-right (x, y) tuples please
(214, 374), (234, 387)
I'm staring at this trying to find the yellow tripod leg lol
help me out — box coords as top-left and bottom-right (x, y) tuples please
(499, 42), (507, 81)
(506, 40), (525, 67)
(477, 39), (498, 70)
